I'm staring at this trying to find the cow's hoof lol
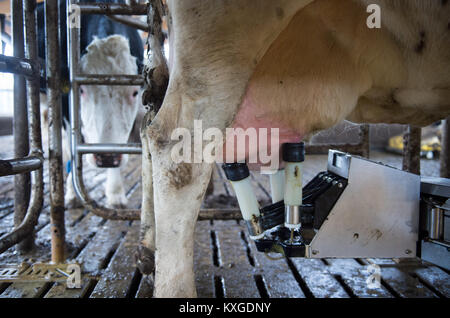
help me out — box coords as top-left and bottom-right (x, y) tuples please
(108, 203), (128, 209)
(106, 196), (128, 209)
(135, 245), (155, 275)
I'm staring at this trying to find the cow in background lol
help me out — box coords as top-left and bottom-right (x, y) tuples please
(74, 35), (142, 207)
(37, 0), (144, 208)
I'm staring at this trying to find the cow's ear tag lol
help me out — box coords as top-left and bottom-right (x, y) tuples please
(66, 160), (72, 174)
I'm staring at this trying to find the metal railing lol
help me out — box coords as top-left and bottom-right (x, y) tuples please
(46, 0), (66, 263)
(0, 0), (66, 264)
(0, 0), (44, 255)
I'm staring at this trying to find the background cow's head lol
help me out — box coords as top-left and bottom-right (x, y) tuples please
(79, 35), (141, 168)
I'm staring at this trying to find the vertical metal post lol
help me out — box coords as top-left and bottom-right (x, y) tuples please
(12, 0), (33, 252)
(68, 0), (81, 194)
(440, 118), (450, 178)
(359, 124), (370, 158)
(46, 0), (65, 263)
(402, 125), (421, 175)
(24, 0), (43, 235)
(429, 207), (444, 240)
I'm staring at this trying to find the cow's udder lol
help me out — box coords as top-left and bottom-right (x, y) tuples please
(223, 87), (303, 170)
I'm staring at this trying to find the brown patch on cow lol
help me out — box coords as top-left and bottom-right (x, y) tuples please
(415, 31), (426, 54)
(168, 163), (193, 189)
(275, 7), (284, 19)
(146, 122), (173, 149)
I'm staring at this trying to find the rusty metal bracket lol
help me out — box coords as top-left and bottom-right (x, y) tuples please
(0, 262), (81, 284)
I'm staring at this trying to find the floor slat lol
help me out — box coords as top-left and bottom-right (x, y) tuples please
(325, 259), (393, 298)
(249, 242), (305, 298)
(413, 266), (450, 298)
(194, 221), (215, 298)
(289, 258), (349, 298)
(89, 222), (139, 298)
(44, 219), (129, 298)
(214, 220), (260, 298)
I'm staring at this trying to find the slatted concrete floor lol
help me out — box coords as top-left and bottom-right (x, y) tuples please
(0, 135), (449, 298)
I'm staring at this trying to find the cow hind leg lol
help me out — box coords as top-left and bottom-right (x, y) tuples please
(146, 107), (213, 296)
(136, 118), (156, 290)
(152, 150), (212, 297)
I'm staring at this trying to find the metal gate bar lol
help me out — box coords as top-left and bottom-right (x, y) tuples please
(77, 143), (142, 155)
(12, 0), (32, 252)
(78, 2), (147, 15)
(402, 125), (421, 175)
(0, 55), (37, 77)
(74, 74), (144, 85)
(0, 0), (44, 254)
(45, 0), (66, 263)
(0, 155), (42, 176)
(106, 14), (149, 32)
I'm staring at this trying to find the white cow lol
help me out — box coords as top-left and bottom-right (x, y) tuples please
(139, 0), (450, 297)
(65, 35), (142, 208)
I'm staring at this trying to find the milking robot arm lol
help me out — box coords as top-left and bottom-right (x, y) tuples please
(223, 146), (450, 269)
